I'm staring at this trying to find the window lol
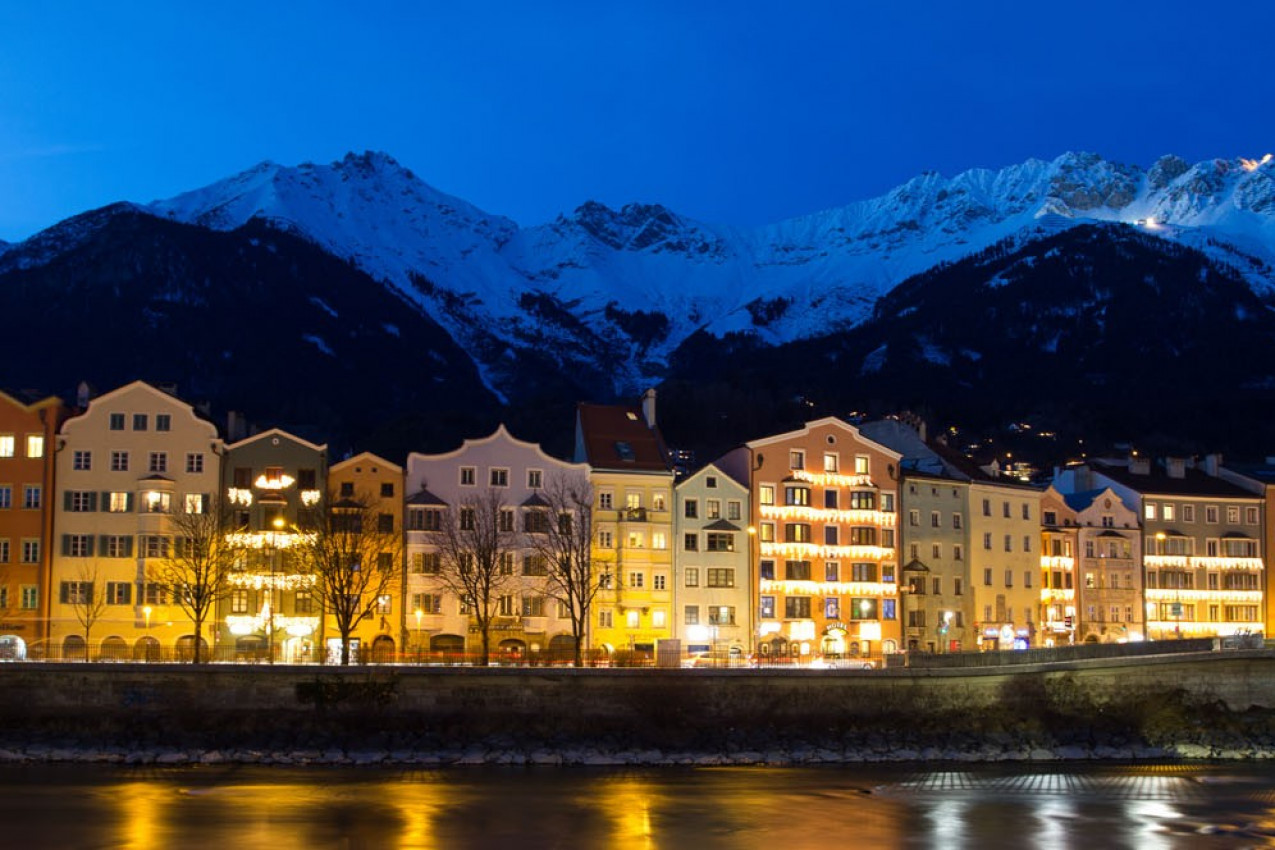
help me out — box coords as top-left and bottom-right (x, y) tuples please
(106, 582), (131, 605)
(1004, 569), (1014, 587)
(155, 414), (171, 432)
(824, 453), (839, 473)
(1182, 505), (1195, 523)
(599, 491), (613, 509)
(705, 475), (718, 489)
(1022, 503), (1030, 520)
(105, 535), (132, 558)
(706, 568), (735, 588)
(824, 525), (839, 546)
(133, 413), (148, 431)
(1023, 536), (1031, 553)
(759, 522), (774, 542)
(625, 609), (640, 629)
(459, 508), (475, 530)
(60, 582), (92, 605)
(108, 492), (131, 513)
(785, 486), (811, 506)
(983, 532), (992, 550)
(854, 456), (869, 475)
(908, 510), (920, 527)
(785, 560), (812, 580)
(141, 491), (171, 514)
(954, 544), (963, 561)
(954, 577), (963, 595)
(784, 523), (812, 543)
(706, 499), (721, 519)
(983, 568), (993, 586)
(685, 567), (699, 587)
(1002, 502), (1010, 518)
(521, 596), (545, 618)
(626, 531), (644, 549)
(0, 487), (9, 509)
(111, 451), (129, 472)
(709, 606), (736, 626)
(109, 413), (125, 431)
(848, 527), (876, 545)
(1227, 506), (1240, 524)
(149, 452), (168, 473)
(459, 467), (476, 486)
(143, 536), (169, 558)
(685, 605), (700, 625)
(378, 513), (394, 533)
(652, 493), (666, 511)
(20, 586), (36, 610)
(652, 532), (667, 550)
(526, 469), (542, 489)
(931, 511), (941, 528)
(522, 555), (547, 576)
(1163, 504), (1175, 522)
(0, 540), (7, 562)
(598, 609), (613, 628)
(1043, 510), (1057, 526)
(489, 468), (509, 487)
(1246, 506), (1260, 525)
(64, 534), (93, 557)
(706, 532), (734, 552)
(824, 562), (840, 582)
(684, 532), (698, 551)
(850, 562), (875, 582)
(231, 589), (249, 614)
(760, 596), (776, 618)
(824, 489), (839, 510)
(982, 498), (991, 516)
(0, 436), (12, 457)
(68, 491), (96, 512)
(684, 499), (698, 519)
(1024, 570), (1033, 588)
(759, 485), (775, 506)
(789, 450), (805, 470)
(849, 491), (875, 510)
(653, 574), (666, 590)
(25, 435), (43, 459)
(22, 486), (40, 510)
(931, 543), (941, 559)
(597, 530), (613, 548)
(628, 571), (645, 589)
(624, 492), (641, 511)
(1145, 503), (1156, 520)
(759, 560), (775, 580)
(785, 597), (812, 618)
(20, 540), (38, 564)
(727, 500), (742, 521)
(1003, 534), (1012, 552)
(1206, 505), (1219, 523)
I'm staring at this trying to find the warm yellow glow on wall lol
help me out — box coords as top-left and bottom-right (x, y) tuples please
(761, 579), (895, 597)
(1144, 589), (1261, 603)
(789, 469), (875, 489)
(759, 504), (896, 526)
(760, 542), (894, 560)
(1040, 556), (1075, 570)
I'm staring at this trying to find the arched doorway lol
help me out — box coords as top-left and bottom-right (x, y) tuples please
(132, 636), (161, 662)
(99, 636), (128, 662)
(547, 634), (577, 665)
(430, 634), (465, 664)
(371, 635), (396, 664)
(497, 638), (526, 664)
(62, 634), (87, 661)
(0, 635), (26, 661)
(176, 634), (211, 662)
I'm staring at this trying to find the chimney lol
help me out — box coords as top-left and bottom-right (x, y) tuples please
(1166, 457), (1186, 479)
(1202, 454), (1222, 477)
(1129, 455), (1151, 475)
(226, 411), (246, 442)
(75, 381), (91, 409)
(641, 388), (657, 429)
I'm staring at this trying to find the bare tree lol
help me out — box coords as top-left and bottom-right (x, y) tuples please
(526, 472), (601, 667)
(429, 489), (519, 666)
(149, 499), (241, 663)
(64, 563), (107, 661)
(294, 494), (402, 666)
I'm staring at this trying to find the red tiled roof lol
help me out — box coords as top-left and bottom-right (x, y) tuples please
(576, 403), (670, 472)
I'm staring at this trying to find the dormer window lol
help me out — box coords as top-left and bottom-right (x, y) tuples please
(615, 441), (635, 462)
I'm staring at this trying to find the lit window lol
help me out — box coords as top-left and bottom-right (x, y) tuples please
(25, 435), (43, 458)
(625, 610), (639, 629)
(0, 435), (12, 457)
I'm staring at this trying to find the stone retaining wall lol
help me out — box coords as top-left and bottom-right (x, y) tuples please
(2, 651), (1274, 764)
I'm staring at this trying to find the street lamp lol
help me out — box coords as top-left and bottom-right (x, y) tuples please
(414, 607), (423, 663)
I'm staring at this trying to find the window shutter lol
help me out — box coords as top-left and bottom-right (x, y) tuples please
(201, 493), (210, 513)
(124, 536), (134, 558)
(86, 536), (95, 557)
(60, 535), (70, 557)
(63, 491), (72, 511)
(99, 535), (109, 557)
(125, 492), (135, 512)
(100, 492), (111, 511)
(59, 583), (68, 604)
(88, 492), (98, 512)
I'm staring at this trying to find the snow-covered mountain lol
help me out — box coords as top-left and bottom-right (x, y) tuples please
(15, 149), (1275, 399)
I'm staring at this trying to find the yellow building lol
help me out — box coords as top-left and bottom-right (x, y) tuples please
(575, 391), (675, 663)
(327, 452), (404, 661)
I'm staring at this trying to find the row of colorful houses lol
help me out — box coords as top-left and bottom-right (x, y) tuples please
(0, 380), (1268, 665)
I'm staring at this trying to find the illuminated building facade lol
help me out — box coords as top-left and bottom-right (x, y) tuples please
(575, 391), (676, 662)
(51, 381), (222, 660)
(673, 463), (751, 661)
(897, 472), (972, 653)
(969, 479), (1043, 649)
(1061, 457), (1264, 640)
(718, 418), (901, 663)
(405, 425), (590, 662)
(1217, 459), (1275, 634)
(0, 388), (64, 657)
(218, 429), (327, 663)
(327, 451), (403, 661)
(1038, 486), (1079, 645)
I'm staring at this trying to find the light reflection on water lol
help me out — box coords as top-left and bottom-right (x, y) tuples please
(0, 763), (1274, 848)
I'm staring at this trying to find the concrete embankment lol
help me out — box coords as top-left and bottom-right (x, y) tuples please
(2, 651), (1275, 765)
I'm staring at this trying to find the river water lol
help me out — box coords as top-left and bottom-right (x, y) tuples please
(2, 762), (1273, 848)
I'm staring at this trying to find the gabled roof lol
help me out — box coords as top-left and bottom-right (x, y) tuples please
(576, 403), (670, 472)
(522, 492), (550, 508)
(225, 427), (327, 454)
(1092, 460), (1256, 499)
(745, 417), (903, 461)
(406, 488), (448, 507)
(0, 388), (62, 414)
(330, 451), (402, 474)
(1062, 488), (1106, 513)
(703, 518), (741, 532)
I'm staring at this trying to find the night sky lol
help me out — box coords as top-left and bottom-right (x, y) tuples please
(1, 1), (1271, 241)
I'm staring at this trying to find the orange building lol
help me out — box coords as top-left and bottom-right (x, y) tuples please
(0, 389), (65, 657)
(719, 418), (902, 664)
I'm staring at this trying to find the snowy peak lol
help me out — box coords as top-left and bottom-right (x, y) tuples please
(560, 200), (728, 257)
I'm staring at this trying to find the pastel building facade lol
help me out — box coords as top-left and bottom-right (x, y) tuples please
(51, 381), (223, 660)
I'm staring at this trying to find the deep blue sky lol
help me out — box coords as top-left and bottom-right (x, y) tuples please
(1, 1), (1271, 241)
